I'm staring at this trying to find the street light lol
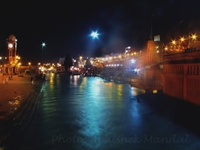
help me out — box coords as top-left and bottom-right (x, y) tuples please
(41, 42), (46, 64)
(125, 46), (131, 53)
(90, 31), (99, 39)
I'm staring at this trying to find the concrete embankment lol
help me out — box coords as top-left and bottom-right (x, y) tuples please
(0, 74), (44, 147)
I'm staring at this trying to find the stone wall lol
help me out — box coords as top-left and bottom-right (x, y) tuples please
(163, 50), (200, 105)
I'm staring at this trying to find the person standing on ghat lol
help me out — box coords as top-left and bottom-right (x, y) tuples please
(2, 74), (9, 84)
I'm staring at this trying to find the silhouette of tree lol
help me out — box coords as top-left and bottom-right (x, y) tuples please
(64, 54), (73, 72)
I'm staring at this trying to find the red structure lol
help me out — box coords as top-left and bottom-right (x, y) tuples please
(130, 39), (163, 91)
(7, 34), (17, 63)
(163, 50), (200, 105)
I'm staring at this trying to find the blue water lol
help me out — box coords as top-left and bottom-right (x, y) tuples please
(15, 73), (200, 150)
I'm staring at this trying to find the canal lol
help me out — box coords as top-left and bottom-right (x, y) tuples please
(5, 73), (200, 150)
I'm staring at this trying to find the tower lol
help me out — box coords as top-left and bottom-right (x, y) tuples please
(6, 34), (18, 74)
(7, 34), (17, 64)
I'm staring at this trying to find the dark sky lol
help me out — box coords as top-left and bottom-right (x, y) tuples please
(0, 0), (200, 63)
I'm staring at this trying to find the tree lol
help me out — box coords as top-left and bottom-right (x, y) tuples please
(85, 58), (91, 66)
(64, 54), (73, 72)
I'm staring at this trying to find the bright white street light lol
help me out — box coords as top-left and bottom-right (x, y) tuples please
(42, 42), (46, 47)
(90, 31), (99, 39)
(41, 42), (46, 64)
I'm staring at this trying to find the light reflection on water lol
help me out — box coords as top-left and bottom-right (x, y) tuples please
(19, 73), (200, 150)
(37, 73), (145, 149)
(130, 86), (145, 96)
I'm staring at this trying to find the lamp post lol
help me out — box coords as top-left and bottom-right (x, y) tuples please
(41, 42), (46, 64)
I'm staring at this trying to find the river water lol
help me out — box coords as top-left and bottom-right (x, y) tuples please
(10, 73), (200, 150)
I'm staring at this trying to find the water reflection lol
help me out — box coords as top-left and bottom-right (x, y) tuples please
(116, 84), (123, 100)
(33, 74), (146, 150)
(17, 74), (200, 150)
(65, 77), (136, 149)
(70, 75), (81, 86)
(49, 72), (55, 84)
(130, 87), (145, 96)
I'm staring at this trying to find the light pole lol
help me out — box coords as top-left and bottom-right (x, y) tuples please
(41, 42), (46, 64)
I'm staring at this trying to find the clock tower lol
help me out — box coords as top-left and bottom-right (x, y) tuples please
(7, 34), (17, 64)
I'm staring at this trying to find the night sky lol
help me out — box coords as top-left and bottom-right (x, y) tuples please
(0, 0), (200, 64)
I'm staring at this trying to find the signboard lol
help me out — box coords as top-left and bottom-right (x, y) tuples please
(154, 35), (160, 42)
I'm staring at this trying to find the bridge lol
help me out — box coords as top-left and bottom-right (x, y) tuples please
(100, 63), (163, 92)
(100, 39), (200, 106)
(100, 39), (163, 92)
